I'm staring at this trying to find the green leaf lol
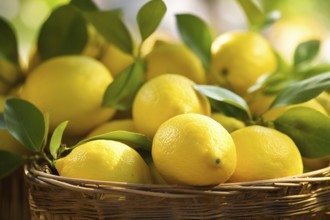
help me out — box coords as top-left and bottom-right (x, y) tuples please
(210, 99), (250, 121)
(262, 10), (281, 29)
(0, 113), (5, 129)
(0, 16), (19, 64)
(0, 150), (24, 179)
(293, 40), (320, 69)
(137, 0), (166, 42)
(270, 72), (330, 108)
(193, 85), (251, 120)
(103, 59), (144, 110)
(85, 10), (133, 54)
(274, 107), (330, 158)
(4, 98), (45, 152)
(235, 0), (264, 31)
(176, 14), (212, 71)
(70, 0), (98, 11)
(49, 121), (68, 159)
(74, 130), (152, 151)
(38, 5), (88, 60)
(299, 64), (330, 79)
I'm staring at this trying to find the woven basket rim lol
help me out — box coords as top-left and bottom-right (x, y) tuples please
(24, 160), (330, 196)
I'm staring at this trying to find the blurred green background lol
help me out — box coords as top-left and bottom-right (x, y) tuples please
(1, 0), (330, 65)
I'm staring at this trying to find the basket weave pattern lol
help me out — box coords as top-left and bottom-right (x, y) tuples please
(25, 161), (330, 219)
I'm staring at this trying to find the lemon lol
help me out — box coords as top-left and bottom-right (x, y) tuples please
(100, 44), (135, 78)
(144, 41), (206, 84)
(55, 139), (152, 184)
(86, 119), (136, 138)
(246, 92), (276, 117)
(209, 31), (277, 96)
(21, 55), (116, 136)
(262, 99), (327, 121)
(228, 125), (303, 182)
(152, 113), (236, 186)
(211, 113), (245, 133)
(132, 74), (211, 138)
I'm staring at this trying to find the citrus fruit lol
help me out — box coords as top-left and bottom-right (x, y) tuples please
(209, 31), (277, 96)
(152, 113), (236, 186)
(211, 113), (245, 133)
(228, 125), (303, 182)
(86, 119), (136, 138)
(144, 41), (206, 84)
(132, 74), (211, 138)
(55, 139), (152, 184)
(100, 43), (135, 78)
(20, 55), (116, 136)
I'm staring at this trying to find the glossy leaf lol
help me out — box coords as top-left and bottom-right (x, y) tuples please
(4, 99), (45, 152)
(75, 130), (152, 151)
(85, 10), (133, 54)
(103, 59), (144, 110)
(274, 107), (330, 158)
(38, 5), (88, 60)
(137, 0), (166, 41)
(270, 72), (330, 108)
(49, 121), (68, 159)
(294, 40), (320, 69)
(262, 10), (281, 29)
(193, 85), (251, 120)
(0, 17), (19, 64)
(0, 150), (24, 179)
(235, 0), (264, 30)
(176, 14), (212, 71)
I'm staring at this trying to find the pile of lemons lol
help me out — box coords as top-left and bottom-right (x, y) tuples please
(2, 27), (330, 187)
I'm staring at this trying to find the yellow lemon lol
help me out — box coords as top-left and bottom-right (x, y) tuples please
(132, 74), (211, 138)
(228, 125), (303, 182)
(246, 92), (276, 117)
(144, 41), (206, 84)
(209, 31), (277, 96)
(99, 44), (135, 78)
(55, 139), (152, 184)
(211, 113), (245, 133)
(86, 119), (136, 138)
(262, 99), (327, 121)
(152, 113), (236, 186)
(21, 55), (116, 137)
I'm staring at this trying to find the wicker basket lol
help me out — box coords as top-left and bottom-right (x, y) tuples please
(24, 160), (330, 220)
